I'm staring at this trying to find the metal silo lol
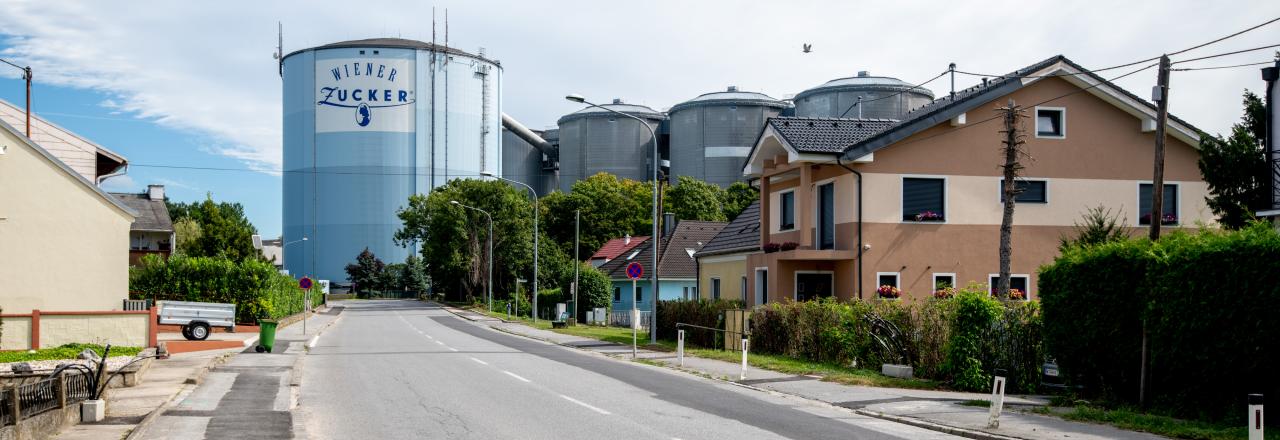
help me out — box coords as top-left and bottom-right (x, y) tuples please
(668, 86), (786, 187)
(556, 99), (665, 192)
(282, 38), (502, 282)
(794, 71), (933, 119)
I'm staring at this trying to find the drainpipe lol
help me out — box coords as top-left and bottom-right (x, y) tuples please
(836, 156), (863, 300)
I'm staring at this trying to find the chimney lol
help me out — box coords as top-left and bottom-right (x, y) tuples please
(727, 85), (738, 92)
(147, 184), (165, 201)
(663, 213), (676, 237)
(624, 234), (631, 245)
(612, 98), (624, 104)
(857, 71), (870, 77)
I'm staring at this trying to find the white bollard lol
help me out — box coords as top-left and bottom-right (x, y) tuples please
(1249, 394), (1264, 440)
(740, 339), (749, 381)
(677, 330), (685, 367)
(988, 375), (1007, 429)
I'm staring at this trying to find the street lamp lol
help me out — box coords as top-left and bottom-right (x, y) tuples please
(480, 171), (540, 321)
(451, 201), (493, 312)
(566, 94), (660, 343)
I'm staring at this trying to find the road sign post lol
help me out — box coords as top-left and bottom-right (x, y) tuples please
(626, 262), (643, 359)
(300, 277), (313, 335)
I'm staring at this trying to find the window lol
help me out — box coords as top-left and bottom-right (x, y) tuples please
(933, 273), (956, 291)
(741, 276), (748, 302)
(988, 274), (1031, 300)
(902, 177), (945, 222)
(711, 278), (721, 300)
(635, 285), (643, 302)
(1035, 107), (1065, 138)
(780, 191), (795, 230)
(1000, 179), (1048, 203)
(1139, 183), (1179, 225)
(876, 272), (900, 288)
(817, 182), (835, 249)
(613, 287), (621, 302)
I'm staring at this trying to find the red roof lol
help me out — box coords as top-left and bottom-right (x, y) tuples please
(590, 236), (650, 262)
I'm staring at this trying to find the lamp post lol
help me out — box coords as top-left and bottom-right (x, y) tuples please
(566, 94), (660, 343)
(451, 201), (493, 312)
(481, 172), (539, 321)
(282, 237), (308, 275)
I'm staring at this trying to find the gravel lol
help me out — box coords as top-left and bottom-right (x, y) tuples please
(0, 356), (138, 376)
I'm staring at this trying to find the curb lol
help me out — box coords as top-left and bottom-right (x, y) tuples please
(853, 409), (1025, 440)
(126, 351), (235, 440)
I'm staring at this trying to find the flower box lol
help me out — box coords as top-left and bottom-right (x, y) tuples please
(912, 211), (944, 222)
(877, 285), (901, 299)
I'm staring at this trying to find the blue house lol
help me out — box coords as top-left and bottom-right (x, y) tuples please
(597, 220), (727, 312)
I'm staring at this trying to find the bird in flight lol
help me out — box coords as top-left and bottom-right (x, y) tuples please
(802, 44), (812, 53)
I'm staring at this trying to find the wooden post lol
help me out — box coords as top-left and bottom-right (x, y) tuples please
(56, 372), (67, 409)
(1149, 54), (1172, 241)
(30, 310), (40, 350)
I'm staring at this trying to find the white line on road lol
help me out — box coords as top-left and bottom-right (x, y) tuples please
(469, 357), (488, 365)
(448, 347), (459, 352)
(425, 334), (434, 339)
(503, 371), (531, 383)
(307, 334), (320, 349)
(434, 340), (445, 346)
(559, 394), (611, 415)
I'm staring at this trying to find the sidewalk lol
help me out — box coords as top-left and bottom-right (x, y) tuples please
(53, 305), (343, 440)
(443, 305), (1162, 440)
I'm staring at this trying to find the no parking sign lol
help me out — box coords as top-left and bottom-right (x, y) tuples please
(626, 262), (643, 280)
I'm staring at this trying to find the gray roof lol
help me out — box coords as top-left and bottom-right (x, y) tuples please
(841, 55), (1203, 161)
(599, 220), (726, 279)
(110, 193), (173, 232)
(558, 100), (666, 124)
(696, 200), (760, 257)
(283, 37), (499, 65)
(767, 117), (898, 153)
(669, 87), (788, 113)
(796, 74), (935, 101)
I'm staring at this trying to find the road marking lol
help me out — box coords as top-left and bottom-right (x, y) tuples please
(434, 340), (445, 346)
(448, 347), (459, 352)
(425, 334), (434, 339)
(559, 394), (611, 415)
(306, 334), (320, 348)
(503, 371), (531, 383)
(469, 357), (488, 365)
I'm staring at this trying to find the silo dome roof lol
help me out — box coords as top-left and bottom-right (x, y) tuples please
(795, 71), (935, 101)
(669, 86), (789, 113)
(283, 37), (499, 65)
(558, 99), (666, 124)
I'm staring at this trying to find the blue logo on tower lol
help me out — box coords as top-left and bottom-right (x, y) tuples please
(316, 60), (415, 129)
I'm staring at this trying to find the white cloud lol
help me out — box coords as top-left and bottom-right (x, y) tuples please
(0, 0), (1276, 175)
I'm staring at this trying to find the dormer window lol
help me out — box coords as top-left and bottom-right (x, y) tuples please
(1035, 107), (1065, 138)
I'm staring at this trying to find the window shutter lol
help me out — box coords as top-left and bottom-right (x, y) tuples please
(903, 178), (945, 219)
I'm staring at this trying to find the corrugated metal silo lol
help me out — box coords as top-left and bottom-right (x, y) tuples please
(501, 127), (544, 194)
(668, 86), (787, 187)
(282, 38), (502, 282)
(794, 71), (933, 119)
(556, 99), (665, 192)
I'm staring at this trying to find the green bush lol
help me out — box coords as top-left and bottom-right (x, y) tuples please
(654, 299), (743, 347)
(945, 289), (1002, 391)
(130, 254), (319, 323)
(1039, 223), (1280, 422)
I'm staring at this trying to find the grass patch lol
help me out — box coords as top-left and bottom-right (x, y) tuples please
(0, 343), (144, 363)
(1053, 405), (1273, 440)
(959, 399), (992, 407)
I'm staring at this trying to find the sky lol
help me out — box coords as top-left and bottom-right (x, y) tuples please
(0, 0), (1277, 237)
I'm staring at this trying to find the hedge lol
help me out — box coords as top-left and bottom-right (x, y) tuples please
(130, 254), (321, 323)
(654, 299), (743, 346)
(1040, 224), (1280, 422)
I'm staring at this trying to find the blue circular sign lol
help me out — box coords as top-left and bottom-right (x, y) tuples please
(626, 262), (644, 280)
(299, 277), (313, 290)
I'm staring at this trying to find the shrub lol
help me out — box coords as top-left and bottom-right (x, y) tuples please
(130, 254), (318, 323)
(655, 299), (743, 347)
(945, 288), (1002, 391)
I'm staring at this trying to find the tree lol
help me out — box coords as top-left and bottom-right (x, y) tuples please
(573, 262), (612, 321)
(401, 255), (429, 294)
(996, 99), (1028, 299)
(665, 176), (726, 222)
(380, 263), (406, 292)
(721, 181), (759, 221)
(173, 218), (202, 256)
(344, 247), (385, 295)
(168, 194), (259, 261)
(1059, 205), (1131, 251)
(543, 173), (654, 262)
(1198, 91), (1269, 229)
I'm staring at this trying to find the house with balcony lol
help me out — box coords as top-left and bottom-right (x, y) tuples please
(598, 220), (725, 311)
(741, 55), (1210, 303)
(110, 185), (175, 266)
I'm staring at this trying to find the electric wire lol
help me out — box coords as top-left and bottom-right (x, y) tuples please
(1171, 60), (1276, 71)
(836, 70), (948, 118)
(1170, 43), (1280, 65)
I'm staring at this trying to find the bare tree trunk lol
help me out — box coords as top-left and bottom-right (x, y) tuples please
(998, 99), (1027, 298)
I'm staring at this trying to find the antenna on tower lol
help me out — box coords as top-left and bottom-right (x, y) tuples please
(273, 21), (283, 77)
(444, 8), (450, 65)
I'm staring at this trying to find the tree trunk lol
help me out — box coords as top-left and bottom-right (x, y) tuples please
(998, 99), (1025, 298)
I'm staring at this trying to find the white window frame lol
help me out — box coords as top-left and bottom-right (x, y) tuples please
(998, 177), (1050, 204)
(778, 189), (797, 231)
(813, 177), (837, 249)
(1034, 106), (1066, 139)
(793, 270), (835, 301)
(900, 175), (949, 224)
(932, 273), (957, 290)
(875, 271), (902, 300)
(1136, 181), (1181, 226)
(988, 273), (1032, 300)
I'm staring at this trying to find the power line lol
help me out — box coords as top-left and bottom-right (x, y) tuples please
(1171, 43), (1280, 65)
(837, 70), (948, 118)
(1171, 60), (1276, 71)
(1167, 16), (1280, 56)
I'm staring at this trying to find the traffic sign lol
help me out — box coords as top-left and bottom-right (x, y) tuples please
(299, 276), (313, 290)
(626, 262), (644, 280)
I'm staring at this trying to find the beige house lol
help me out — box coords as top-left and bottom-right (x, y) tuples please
(741, 55), (1210, 303)
(0, 98), (127, 183)
(695, 201), (760, 302)
(0, 118), (136, 313)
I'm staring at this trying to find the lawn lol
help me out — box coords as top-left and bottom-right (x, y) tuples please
(1032, 405), (1276, 440)
(0, 343), (144, 363)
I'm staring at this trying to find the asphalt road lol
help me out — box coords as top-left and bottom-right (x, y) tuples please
(298, 300), (960, 440)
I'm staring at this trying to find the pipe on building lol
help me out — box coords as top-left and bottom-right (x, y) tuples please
(501, 113), (550, 154)
(836, 156), (864, 300)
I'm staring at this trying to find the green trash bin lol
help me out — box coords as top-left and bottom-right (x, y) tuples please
(255, 319), (278, 353)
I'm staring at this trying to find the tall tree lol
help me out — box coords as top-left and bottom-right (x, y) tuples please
(344, 247), (385, 294)
(401, 255), (429, 294)
(665, 176), (726, 222)
(1198, 91), (1269, 229)
(172, 217), (202, 256)
(168, 194), (259, 261)
(721, 181), (759, 221)
(996, 99), (1028, 299)
(543, 173), (654, 262)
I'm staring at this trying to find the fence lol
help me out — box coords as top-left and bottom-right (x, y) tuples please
(609, 311), (652, 330)
(0, 372), (95, 427)
(122, 299), (151, 311)
(0, 309), (157, 351)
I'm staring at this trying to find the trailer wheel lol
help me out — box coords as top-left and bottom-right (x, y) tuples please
(187, 323), (211, 341)
(181, 325), (192, 340)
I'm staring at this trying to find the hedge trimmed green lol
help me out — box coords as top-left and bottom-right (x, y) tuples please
(1040, 223), (1280, 422)
(130, 254), (322, 323)
(655, 299), (743, 347)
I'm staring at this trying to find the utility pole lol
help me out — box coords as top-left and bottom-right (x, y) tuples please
(573, 209), (580, 322)
(997, 99), (1026, 298)
(1, 59), (32, 138)
(1149, 54), (1172, 241)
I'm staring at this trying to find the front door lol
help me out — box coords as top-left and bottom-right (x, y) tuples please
(796, 273), (833, 302)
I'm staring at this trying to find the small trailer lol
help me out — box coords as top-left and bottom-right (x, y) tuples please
(157, 301), (236, 341)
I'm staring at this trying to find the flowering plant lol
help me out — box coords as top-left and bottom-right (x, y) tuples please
(933, 286), (956, 299)
(1140, 213), (1178, 225)
(1008, 288), (1026, 300)
(780, 242), (799, 251)
(914, 210), (943, 222)
(763, 242), (782, 253)
(877, 285), (901, 299)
